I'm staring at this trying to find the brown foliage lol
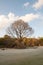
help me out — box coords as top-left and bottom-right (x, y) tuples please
(0, 35), (43, 49)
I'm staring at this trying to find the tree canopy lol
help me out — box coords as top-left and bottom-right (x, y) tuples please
(7, 19), (34, 38)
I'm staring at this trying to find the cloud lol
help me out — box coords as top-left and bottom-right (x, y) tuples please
(19, 13), (39, 22)
(24, 2), (30, 7)
(33, 0), (43, 9)
(8, 13), (19, 22)
(0, 12), (39, 30)
(0, 12), (19, 29)
(0, 15), (9, 29)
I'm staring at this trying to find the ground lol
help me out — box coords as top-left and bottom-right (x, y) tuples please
(0, 46), (43, 65)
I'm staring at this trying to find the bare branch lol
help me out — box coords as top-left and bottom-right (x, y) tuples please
(7, 19), (34, 38)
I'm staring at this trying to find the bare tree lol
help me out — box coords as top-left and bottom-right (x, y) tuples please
(7, 19), (34, 38)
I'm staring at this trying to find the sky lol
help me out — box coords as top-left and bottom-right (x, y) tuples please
(0, 0), (43, 37)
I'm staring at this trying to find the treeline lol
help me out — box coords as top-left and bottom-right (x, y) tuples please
(0, 35), (43, 49)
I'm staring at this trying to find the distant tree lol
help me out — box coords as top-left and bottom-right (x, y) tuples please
(4, 35), (11, 39)
(39, 37), (43, 46)
(7, 19), (34, 38)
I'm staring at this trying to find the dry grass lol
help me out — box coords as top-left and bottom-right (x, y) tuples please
(0, 46), (43, 65)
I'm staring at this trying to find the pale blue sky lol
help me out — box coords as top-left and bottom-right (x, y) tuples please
(0, 0), (43, 37)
